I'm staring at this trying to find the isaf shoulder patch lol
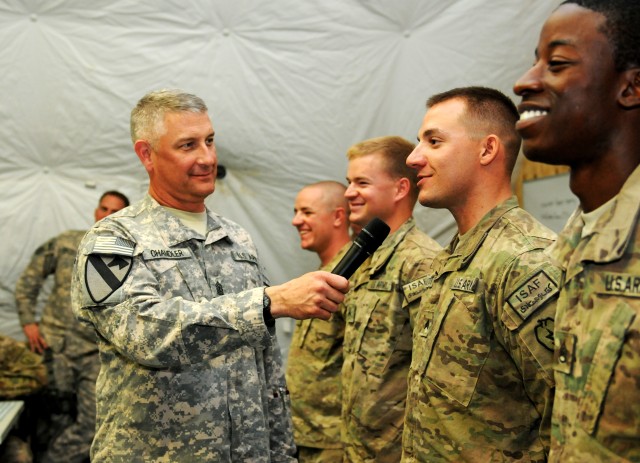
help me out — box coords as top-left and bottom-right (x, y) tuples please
(403, 276), (433, 303)
(85, 236), (135, 303)
(507, 270), (558, 320)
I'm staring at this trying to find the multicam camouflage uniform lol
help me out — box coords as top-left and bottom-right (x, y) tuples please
(548, 166), (640, 462)
(341, 218), (440, 462)
(0, 335), (47, 398)
(0, 335), (47, 463)
(402, 197), (560, 463)
(286, 244), (349, 462)
(15, 230), (98, 463)
(71, 195), (295, 462)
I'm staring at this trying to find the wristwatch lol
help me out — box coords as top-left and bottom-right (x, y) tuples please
(263, 289), (275, 326)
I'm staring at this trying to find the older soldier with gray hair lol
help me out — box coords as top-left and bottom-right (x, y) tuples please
(71, 89), (349, 462)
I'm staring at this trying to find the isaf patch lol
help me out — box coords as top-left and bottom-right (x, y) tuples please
(85, 236), (134, 303)
(534, 317), (554, 352)
(403, 276), (433, 303)
(507, 270), (558, 320)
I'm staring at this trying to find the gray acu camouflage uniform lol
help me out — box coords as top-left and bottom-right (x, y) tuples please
(341, 218), (440, 462)
(71, 195), (295, 462)
(402, 197), (560, 463)
(548, 165), (640, 462)
(15, 229), (98, 463)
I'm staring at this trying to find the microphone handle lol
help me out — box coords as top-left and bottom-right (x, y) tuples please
(331, 242), (371, 279)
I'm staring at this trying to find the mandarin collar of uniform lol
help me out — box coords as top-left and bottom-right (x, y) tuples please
(365, 217), (416, 276)
(143, 195), (228, 247)
(568, 163), (640, 267)
(437, 196), (519, 274)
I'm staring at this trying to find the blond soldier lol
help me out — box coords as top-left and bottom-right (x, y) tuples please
(341, 136), (441, 462)
(15, 190), (129, 463)
(71, 89), (348, 462)
(403, 87), (560, 462)
(514, 1), (640, 460)
(287, 181), (352, 462)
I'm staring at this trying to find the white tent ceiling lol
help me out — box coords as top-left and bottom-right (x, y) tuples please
(0, 0), (557, 356)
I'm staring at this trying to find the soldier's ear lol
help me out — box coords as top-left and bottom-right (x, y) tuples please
(479, 134), (500, 167)
(619, 68), (640, 109)
(333, 207), (347, 228)
(134, 140), (154, 174)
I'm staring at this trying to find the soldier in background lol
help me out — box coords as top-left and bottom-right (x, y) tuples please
(287, 181), (352, 462)
(514, 1), (640, 460)
(340, 136), (441, 462)
(402, 86), (560, 462)
(15, 190), (129, 463)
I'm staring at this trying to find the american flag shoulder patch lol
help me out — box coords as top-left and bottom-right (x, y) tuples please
(92, 236), (135, 256)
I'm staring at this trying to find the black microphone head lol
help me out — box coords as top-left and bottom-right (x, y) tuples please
(357, 218), (390, 254)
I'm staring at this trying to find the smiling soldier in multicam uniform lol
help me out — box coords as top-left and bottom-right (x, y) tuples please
(287, 181), (352, 462)
(402, 86), (561, 462)
(514, 1), (640, 460)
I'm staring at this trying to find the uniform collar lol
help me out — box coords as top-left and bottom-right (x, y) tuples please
(556, 164), (640, 268)
(365, 217), (416, 276)
(437, 196), (519, 274)
(142, 195), (229, 247)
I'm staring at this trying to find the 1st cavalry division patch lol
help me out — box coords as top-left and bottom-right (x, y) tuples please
(85, 236), (134, 303)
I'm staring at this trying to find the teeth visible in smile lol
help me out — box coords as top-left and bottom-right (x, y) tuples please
(520, 110), (548, 121)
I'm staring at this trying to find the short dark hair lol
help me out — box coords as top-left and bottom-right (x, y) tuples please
(427, 86), (521, 173)
(562, 0), (640, 71)
(100, 190), (130, 207)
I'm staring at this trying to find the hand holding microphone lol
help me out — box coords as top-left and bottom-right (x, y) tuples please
(266, 218), (390, 320)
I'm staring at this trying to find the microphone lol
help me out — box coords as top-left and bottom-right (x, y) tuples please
(332, 218), (390, 279)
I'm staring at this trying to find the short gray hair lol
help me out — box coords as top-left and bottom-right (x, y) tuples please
(130, 89), (208, 147)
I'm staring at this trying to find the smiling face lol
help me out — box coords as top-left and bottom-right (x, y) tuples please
(291, 186), (338, 253)
(513, 3), (621, 166)
(406, 98), (482, 211)
(345, 152), (400, 228)
(137, 111), (217, 212)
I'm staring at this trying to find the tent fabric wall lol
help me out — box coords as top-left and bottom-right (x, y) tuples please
(0, 0), (557, 358)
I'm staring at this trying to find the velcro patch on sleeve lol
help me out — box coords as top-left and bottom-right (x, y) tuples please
(85, 254), (133, 303)
(507, 270), (558, 320)
(92, 236), (135, 256)
(403, 276), (433, 303)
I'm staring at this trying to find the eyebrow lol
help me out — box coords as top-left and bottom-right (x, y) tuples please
(419, 128), (445, 141)
(535, 39), (576, 57)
